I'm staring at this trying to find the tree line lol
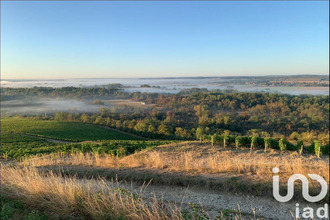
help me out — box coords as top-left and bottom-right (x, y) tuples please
(2, 87), (329, 145)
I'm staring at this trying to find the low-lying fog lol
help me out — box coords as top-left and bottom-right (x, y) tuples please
(1, 98), (149, 116)
(1, 78), (329, 96)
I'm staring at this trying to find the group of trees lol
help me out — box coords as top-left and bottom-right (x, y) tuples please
(2, 87), (329, 146)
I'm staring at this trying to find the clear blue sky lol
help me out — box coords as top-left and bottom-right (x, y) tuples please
(1, 1), (329, 79)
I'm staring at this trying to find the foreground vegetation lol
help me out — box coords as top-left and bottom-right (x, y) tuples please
(0, 196), (47, 220)
(1, 164), (257, 220)
(2, 142), (327, 219)
(26, 142), (329, 197)
(1, 165), (183, 220)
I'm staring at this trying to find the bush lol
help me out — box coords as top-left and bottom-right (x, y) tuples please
(286, 141), (297, 151)
(251, 136), (264, 149)
(264, 137), (270, 151)
(321, 144), (329, 155)
(223, 135), (229, 148)
(268, 138), (279, 149)
(296, 140), (304, 154)
(202, 134), (211, 142)
(279, 138), (287, 151)
(213, 134), (223, 145)
(314, 140), (322, 158)
(235, 136), (249, 148)
(228, 135), (236, 145)
(278, 138), (298, 152)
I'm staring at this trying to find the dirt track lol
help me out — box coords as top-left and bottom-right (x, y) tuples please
(38, 165), (326, 220)
(137, 183), (313, 220)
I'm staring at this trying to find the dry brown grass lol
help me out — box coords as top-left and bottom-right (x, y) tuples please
(25, 142), (329, 183)
(0, 165), (184, 220)
(0, 164), (263, 220)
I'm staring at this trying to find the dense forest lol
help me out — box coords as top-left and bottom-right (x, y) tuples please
(1, 87), (329, 144)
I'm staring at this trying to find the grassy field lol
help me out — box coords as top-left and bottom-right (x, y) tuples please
(1, 118), (141, 141)
(30, 142), (329, 190)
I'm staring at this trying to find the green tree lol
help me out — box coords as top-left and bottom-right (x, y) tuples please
(158, 124), (172, 136)
(94, 116), (103, 124)
(80, 113), (91, 123)
(196, 127), (204, 142)
(99, 107), (109, 117)
(55, 112), (68, 121)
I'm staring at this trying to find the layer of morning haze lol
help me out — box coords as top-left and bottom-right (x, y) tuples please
(1, 1), (329, 79)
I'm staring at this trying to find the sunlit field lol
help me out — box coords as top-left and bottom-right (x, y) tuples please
(1, 118), (141, 141)
(1, 0), (329, 218)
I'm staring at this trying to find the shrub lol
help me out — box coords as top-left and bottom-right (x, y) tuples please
(321, 144), (329, 155)
(228, 135), (236, 145)
(235, 136), (251, 147)
(235, 136), (243, 148)
(314, 140), (322, 158)
(251, 137), (256, 150)
(264, 137), (270, 151)
(296, 140), (304, 155)
(213, 134), (223, 145)
(202, 134), (211, 142)
(286, 141), (297, 151)
(268, 138), (279, 149)
(278, 138), (298, 152)
(279, 138), (287, 152)
(223, 135), (229, 148)
(251, 136), (264, 150)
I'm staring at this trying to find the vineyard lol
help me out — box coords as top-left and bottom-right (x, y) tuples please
(1, 117), (328, 159)
(0, 118), (174, 159)
(202, 134), (329, 157)
(1, 133), (172, 160)
(1, 118), (141, 141)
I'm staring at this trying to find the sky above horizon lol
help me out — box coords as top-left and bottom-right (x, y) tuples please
(1, 1), (329, 79)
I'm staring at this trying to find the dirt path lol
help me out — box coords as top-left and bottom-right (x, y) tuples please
(138, 184), (306, 220)
(62, 172), (318, 220)
(37, 165), (325, 220)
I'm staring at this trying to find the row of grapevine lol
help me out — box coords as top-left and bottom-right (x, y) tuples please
(202, 134), (329, 157)
(1, 140), (174, 160)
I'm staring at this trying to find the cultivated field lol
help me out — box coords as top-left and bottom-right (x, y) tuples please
(1, 118), (141, 141)
(1, 117), (329, 220)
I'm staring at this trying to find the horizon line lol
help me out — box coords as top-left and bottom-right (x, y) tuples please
(2, 74), (329, 81)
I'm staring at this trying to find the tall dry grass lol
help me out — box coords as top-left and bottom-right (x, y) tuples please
(1, 164), (264, 220)
(24, 145), (329, 182)
(0, 165), (183, 220)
